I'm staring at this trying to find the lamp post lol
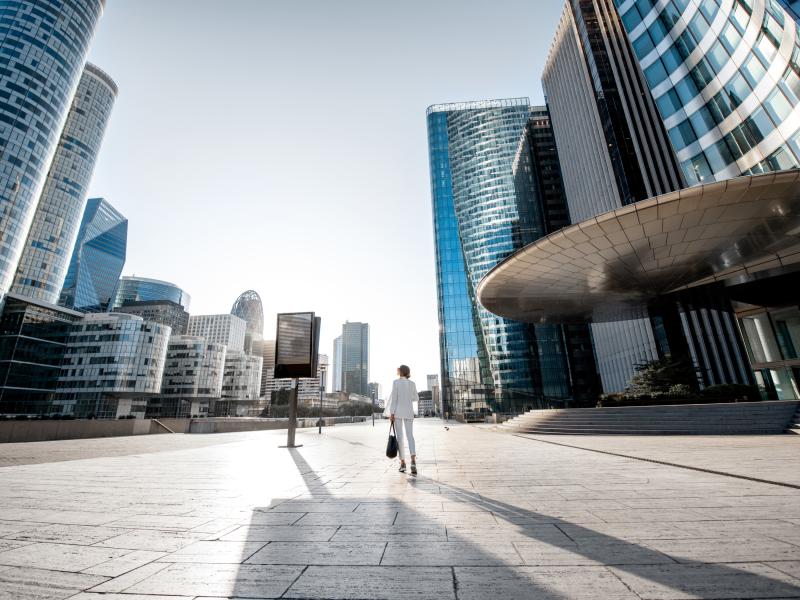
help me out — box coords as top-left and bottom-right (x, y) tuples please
(371, 388), (376, 426)
(318, 364), (326, 435)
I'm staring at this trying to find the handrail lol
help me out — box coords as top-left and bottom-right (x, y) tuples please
(151, 419), (176, 433)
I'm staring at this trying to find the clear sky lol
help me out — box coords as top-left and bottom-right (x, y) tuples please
(86, 0), (564, 396)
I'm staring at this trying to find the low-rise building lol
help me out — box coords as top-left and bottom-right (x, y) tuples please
(152, 335), (226, 418)
(55, 313), (170, 418)
(187, 314), (246, 352)
(116, 299), (189, 335)
(0, 294), (84, 415)
(217, 351), (263, 416)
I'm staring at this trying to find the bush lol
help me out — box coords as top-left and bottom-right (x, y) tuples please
(699, 384), (760, 401)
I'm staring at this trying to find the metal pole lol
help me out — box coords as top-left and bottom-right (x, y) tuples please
(286, 378), (300, 447)
(371, 389), (375, 426)
(318, 367), (325, 435)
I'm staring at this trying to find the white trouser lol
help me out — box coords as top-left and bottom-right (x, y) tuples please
(395, 418), (416, 461)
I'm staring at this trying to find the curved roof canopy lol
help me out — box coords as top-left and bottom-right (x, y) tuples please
(231, 290), (264, 336)
(477, 171), (800, 323)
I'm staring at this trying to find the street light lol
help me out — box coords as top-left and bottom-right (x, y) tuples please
(318, 364), (326, 435)
(371, 388), (376, 427)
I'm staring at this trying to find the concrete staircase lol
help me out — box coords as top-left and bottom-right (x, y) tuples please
(498, 400), (800, 435)
(788, 404), (800, 434)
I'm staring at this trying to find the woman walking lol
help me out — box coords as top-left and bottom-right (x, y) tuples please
(387, 365), (418, 475)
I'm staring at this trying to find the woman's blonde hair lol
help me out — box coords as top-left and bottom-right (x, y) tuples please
(398, 364), (411, 378)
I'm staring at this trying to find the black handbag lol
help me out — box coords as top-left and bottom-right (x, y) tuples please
(386, 422), (398, 459)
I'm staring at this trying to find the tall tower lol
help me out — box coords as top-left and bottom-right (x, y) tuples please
(332, 335), (343, 392)
(59, 198), (127, 312)
(0, 0), (106, 305)
(341, 322), (369, 397)
(12, 64), (117, 303)
(543, 0), (688, 393)
(427, 99), (539, 416)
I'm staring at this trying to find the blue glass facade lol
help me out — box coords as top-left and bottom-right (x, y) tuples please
(12, 64), (117, 303)
(0, 0), (105, 305)
(616, 0), (800, 182)
(110, 276), (191, 312)
(428, 99), (545, 417)
(777, 0), (800, 21)
(59, 198), (127, 312)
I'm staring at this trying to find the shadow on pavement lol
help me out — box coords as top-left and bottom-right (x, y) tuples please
(221, 442), (800, 599)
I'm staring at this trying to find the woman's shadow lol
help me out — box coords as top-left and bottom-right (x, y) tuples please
(226, 443), (800, 599)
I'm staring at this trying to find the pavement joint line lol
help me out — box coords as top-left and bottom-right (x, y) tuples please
(512, 434), (800, 490)
(280, 563), (308, 599)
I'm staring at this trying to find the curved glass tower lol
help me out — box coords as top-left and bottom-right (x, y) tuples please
(12, 63), (117, 303)
(0, 0), (105, 304)
(427, 99), (540, 417)
(111, 276), (191, 311)
(616, 0), (800, 182)
(231, 290), (264, 336)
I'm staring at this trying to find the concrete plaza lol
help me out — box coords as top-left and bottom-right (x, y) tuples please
(0, 421), (799, 599)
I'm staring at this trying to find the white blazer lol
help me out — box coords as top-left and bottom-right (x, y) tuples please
(386, 378), (417, 419)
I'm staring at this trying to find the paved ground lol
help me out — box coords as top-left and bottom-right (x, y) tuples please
(515, 433), (800, 487)
(0, 420), (799, 599)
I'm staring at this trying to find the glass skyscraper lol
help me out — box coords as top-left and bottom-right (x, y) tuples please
(110, 276), (191, 311)
(617, 0), (800, 181)
(543, 0), (761, 393)
(341, 321), (369, 397)
(59, 198), (127, 312)
(0, 0), (105, 305)
(512, 108), (601, 406)
(428, 99), (548, 417)
(12, 64), (117, 303)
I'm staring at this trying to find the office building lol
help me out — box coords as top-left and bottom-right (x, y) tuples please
(618, 0), (800, 180)
(480, 0), (800, 399)
(186, 314), (246, 352)
(59, 198), (127, 312)
(543, 1), (684, 393)
(260, 339), (276, 398)
(111, 276), (191, 311)
(0, 0), (106, 305)
(542, 0), (766, 392)
(332, 335), (343, 392)
(0, 294), (84, 415)
(426, 374), (441, 416)
(231, 290), (264, 336)
(418, 390), (434, 416)
(367, 382), (382, 401)
(217, 351), (263, 416)
(512, 107), (602, 405)
(55, 313), (170, 418)
(265, 354), (328, 408)
(116, 300), (189, 336)
(777, 0), (800, 20)
(231, 289), (264, 355)
(428, 98), (597, 416)
(12, 64), (117, 303)
(153, 336), (226, 418)
(341, 322), (369, 397)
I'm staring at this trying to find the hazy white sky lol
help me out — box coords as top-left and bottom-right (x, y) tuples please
(86, 0), (562, 395)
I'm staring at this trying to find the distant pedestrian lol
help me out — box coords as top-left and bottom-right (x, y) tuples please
(386, 364), (418, 475)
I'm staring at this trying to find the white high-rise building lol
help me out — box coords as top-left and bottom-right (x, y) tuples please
(265, 354), (329, 407)
(186, 314), (246, 352)
(427, 374), (441, 416)
(332, 335), (343, 392)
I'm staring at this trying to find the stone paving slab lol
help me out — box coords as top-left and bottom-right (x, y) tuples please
(518, 433), (800, 487)
(0, 421), (797, 599)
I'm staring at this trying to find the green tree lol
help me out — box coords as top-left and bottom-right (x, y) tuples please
(626, 358), (697, 396)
